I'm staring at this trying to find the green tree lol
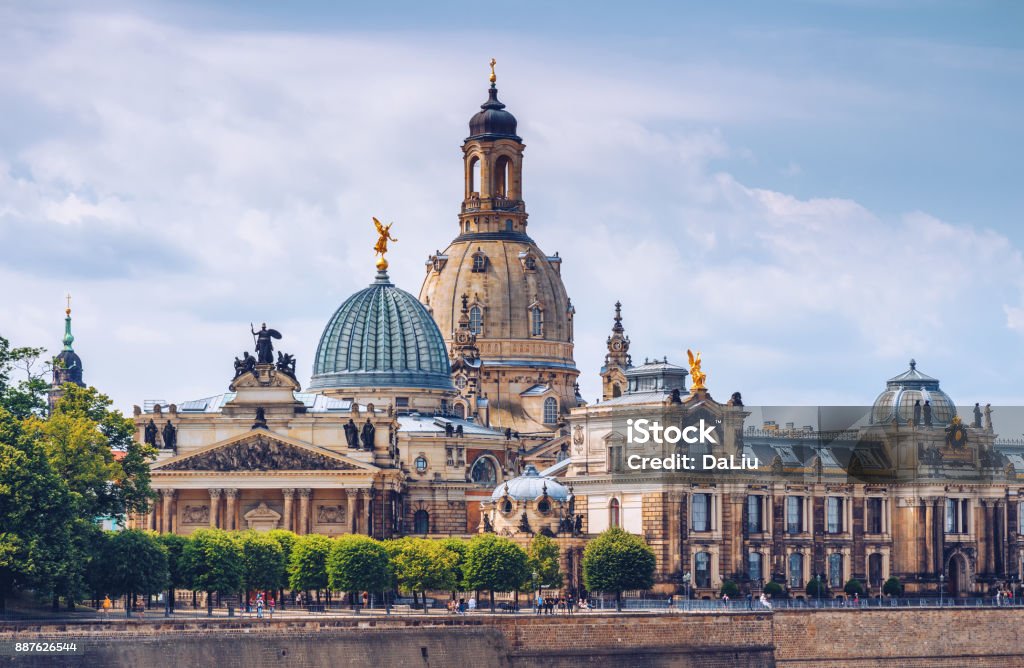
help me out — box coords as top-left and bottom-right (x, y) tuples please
(463, 534), (530, 613)
(388, 538), (442, 614)
(0, 407), (74, 612)
(157, 532), (190, 612)
(527, 534), (562, 591)
(289, 534), (333, 604)
(582, 527), (655, 611)
(844, 578), (865, 597)
(883, 576), (902, 597)
(237, 531), (286, 594)
(183, 529), (243, 616)
(721, 579), (740, 598)
(435, 538), (467, 601)
(0, 337), (48, 419)
(266, 529), (298, 608)
(327, 535), (392, 612)
(763, 581), (785, 598)
(805, 578), (826, 598)
(106, 530), (168, 618)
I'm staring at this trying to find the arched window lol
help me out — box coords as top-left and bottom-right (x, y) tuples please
(415, 456), (428, 474)
(748, 552), (762, 583)
(469, 306), (482, 334)
(472, 253), (486, 272)
(695, 551), (711, 588)
(494, 155), (511, 197)
(524, 255), (537, 270)
(609, 498), (620, 528)
(612, 383), (622, 398)
(868, 553), (883, 589)
(543, 397), (558, 424)
(414, 509), (429, 534)
(501, 499), (513, 514)
(531, 306), (543, 336)
(788, 553), (804, 589)
(470, 457), (497, 484)
(453, 403), (465, 418)
(829, 553), (843, 588)
(469, 156), (480, 196)
(505, 219), (513, 231)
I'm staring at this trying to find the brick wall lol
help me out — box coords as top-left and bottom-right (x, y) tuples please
(6, 608), (1024, 667)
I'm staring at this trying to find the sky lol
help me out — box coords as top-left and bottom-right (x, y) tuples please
(0, 0), (1022, 419)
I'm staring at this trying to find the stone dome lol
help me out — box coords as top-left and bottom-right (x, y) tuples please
(310, 270), (455, 391)
(871, 359), (957, 425)
(491, 464), (569, 502)
(468, 86), (519, 141)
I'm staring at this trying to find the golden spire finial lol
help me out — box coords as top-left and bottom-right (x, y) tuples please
(65, 292), (72, 316)
(372, 217), (398, 271)
(489, 58), (497, 85)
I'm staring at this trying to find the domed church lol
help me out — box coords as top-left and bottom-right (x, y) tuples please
(419, 64), (580, 437)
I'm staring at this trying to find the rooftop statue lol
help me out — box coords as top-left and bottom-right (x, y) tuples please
(372, 217), (398, 270)
(251, 323), (282, 365)
(687, 349), (707, 391)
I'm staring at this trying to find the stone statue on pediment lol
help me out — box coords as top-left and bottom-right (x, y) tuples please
(361, 419), (376, 451)
(144, 419), (158, 447)
(344, 419), (359, 449)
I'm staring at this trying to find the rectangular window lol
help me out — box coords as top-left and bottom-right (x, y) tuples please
(961, 499), (970, 534)
(867, 498), (883, 534)
(945, 498), (969, 534)
(788, 553), (804, 589)
(748, 552), (762, 583)
(692, 493), (711, 532)
(828, 553), (843, 588)
(695, 551), (711, 588)
(786, 496), (803, 534)
(395, 397), (409, 407)
(747, 495), (763, 533)
(826, 497), (843, 534)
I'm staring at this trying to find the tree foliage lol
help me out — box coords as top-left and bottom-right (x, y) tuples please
(237, 531), (286, 592)
(463, 534), (530, 611)
(327, 535), (392, 597)
(844, 578), (865, 596)
(288, 534), (333, 593)
(582, 528), (655, 610)
(527, 534), (562, 589)
(105, 530), (168, 599)
(883, 576), (902, 597)
(183, 529), (243, 596)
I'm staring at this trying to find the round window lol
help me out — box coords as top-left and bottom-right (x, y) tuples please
(415, 456), (428, 474)
(537, 499), (551, 514)
(502, 500), (513, 514)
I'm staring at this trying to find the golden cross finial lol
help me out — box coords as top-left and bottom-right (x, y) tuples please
(65, 293), (72, 316)
(489, 58), (497, 85)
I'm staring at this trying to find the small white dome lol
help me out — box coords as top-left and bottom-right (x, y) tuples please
(491, 464), (569, 502)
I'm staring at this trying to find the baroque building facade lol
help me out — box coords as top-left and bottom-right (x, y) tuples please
(85, 67), (1024, 601)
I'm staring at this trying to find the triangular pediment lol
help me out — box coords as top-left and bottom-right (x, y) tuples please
(154, 431), (378, 473)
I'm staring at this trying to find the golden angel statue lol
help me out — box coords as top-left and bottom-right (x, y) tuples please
(372, 217), (398, 269)
(687, 349), (707, 391)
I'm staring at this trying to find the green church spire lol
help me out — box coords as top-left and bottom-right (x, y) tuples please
(63, 293), (75, 351)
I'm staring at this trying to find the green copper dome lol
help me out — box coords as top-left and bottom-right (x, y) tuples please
(310, 270), (454, 391)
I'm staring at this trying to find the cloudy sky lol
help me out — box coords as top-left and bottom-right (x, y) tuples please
(1, 0), (1022, 417)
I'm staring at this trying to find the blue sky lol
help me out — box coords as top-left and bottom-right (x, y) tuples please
(0, 0), (1021, 418)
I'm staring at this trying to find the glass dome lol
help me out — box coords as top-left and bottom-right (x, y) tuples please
(491, 464), (569, 501)
(871, 359), (956, 425)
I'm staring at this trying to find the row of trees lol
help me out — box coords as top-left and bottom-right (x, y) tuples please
(0, 336), (156, 613)
(68, 526), (660, 615)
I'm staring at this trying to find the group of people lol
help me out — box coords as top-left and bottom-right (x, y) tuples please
(446, 597), (477, 614)
(246, 592), (275, 618)
(534, 594), (584, 614)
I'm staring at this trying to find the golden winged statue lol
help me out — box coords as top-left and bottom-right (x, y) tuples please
(687, 349), (707, 391)
(372, 217), (398, 270)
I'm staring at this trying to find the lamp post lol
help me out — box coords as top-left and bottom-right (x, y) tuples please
(682, 571), (691, 611)
(939, 573), (945, 607)
(532, 570), (538, 612)
(816, 574), (821, 608)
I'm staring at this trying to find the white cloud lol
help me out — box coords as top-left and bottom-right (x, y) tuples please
(0, 7), (1022, 414)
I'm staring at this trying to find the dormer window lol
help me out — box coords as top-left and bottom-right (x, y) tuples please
(469, 306), (483, 334)
(471, 250), (487, 273)
(525, 255), (536, 270)
(543, 397), (558, 424)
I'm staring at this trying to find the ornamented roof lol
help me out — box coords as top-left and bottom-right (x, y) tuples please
(468, 84), (519, 141)
(310, 270), (454, 392)
(872, 359), (956, 425)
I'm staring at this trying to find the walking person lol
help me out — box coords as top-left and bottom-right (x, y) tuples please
(269, 596), (275, 618)
(102, 595), (112, 615)
(256, 594), (264, 619)
(535, 593), (543, 615)
(468, 596), (476, 613)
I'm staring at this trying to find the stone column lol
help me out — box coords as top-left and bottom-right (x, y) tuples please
(282, 488), (295, 532)
(346, 490), (357, 534)
(160, 489), (176, 534)
(298, 489), (312, 535)
(148, 506), (157, 532)
(667, 492), (682, 575)
(225, 489), (239, 531)
(208, 489), (222, 528)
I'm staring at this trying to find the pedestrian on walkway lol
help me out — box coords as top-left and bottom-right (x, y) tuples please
(469, 596), (476, 613)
